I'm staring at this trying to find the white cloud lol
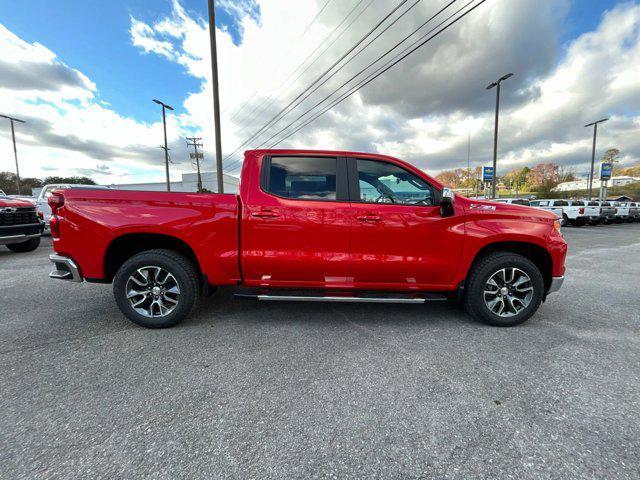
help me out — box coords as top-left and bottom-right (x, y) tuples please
(1, 0), (639, 188)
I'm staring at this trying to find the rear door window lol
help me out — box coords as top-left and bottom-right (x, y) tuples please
(265, 156), (339, 201)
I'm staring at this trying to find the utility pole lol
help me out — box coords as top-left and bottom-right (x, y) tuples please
(186, 137), (204, 192)
(153, 99), (174, 192)
(486, 73), (514, 199)
(584, 118), (608, 200)
(0, 114), (26, 194)
(208, 0), (224, 194)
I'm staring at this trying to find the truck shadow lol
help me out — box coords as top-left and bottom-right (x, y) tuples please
(189, 288), (475, 329)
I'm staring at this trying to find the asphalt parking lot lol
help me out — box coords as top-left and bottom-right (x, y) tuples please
(1, 225), (639, 479)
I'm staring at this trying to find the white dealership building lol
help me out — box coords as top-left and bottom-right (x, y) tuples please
(553, 176), (640, 192)
(110, 171), (239, 193)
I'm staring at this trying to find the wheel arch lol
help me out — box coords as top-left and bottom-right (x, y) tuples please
(466, 241), (553, 293)
(103, 233), (202, 283)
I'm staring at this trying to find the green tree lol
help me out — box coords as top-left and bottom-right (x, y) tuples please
(602, 148), (621, 175)
(0, 172), (44, 195)
(43, 176), (96, 185)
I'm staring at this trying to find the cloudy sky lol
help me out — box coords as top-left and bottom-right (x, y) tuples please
(0, 0), (638, 185)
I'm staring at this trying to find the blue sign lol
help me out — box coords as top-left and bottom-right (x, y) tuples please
(601, 162), (613, 180)
(483, 166), (494, 182)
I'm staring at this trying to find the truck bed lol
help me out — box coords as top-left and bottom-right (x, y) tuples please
(53, 189), (240, 284)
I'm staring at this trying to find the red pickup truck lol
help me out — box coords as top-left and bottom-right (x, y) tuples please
(48, 150), (567, 328)
(1, 195), (43, 252)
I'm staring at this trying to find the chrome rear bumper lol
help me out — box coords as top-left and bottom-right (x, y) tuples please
(49, 254), (83, 282)
(548, 275), (564, 294)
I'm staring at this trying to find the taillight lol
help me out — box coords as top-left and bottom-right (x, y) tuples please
(579, 207), (584, 214)
(48, 192), (64, 215)
(50, 216), (60, 238)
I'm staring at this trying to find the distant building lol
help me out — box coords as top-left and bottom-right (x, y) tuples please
(110, 171), (239, 193)
(553, 176), (640, 192)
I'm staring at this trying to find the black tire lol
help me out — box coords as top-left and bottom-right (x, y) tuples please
(113, 249), (199, 328)
(6, 237), (40, 252)
(561, 214), (569, 227)
(464, 252), (544, 327)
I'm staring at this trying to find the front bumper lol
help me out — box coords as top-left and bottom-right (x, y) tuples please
(548, 276), (564, 294)
(0, 233), (41, 246)
(49, 254), (83, 282)
(0, 221), (44, 245)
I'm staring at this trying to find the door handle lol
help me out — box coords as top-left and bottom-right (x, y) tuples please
(356, 215), (381, 222)
(252, 210), (279, 218)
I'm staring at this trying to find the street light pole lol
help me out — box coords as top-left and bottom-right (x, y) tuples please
(584, 118), (608, 200)
(153, 99), (174, 192)
(486, 73), (514, 199)
(0, 114), (26, 195)
(208, 0), (224, 194)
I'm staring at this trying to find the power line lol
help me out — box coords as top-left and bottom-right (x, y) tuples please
(301, 0), (333, 37)
(253, 0), (455, 151)
(226, 0), (360, 137)
(223, 0), (394, 168)
(266, 0), (487, 149)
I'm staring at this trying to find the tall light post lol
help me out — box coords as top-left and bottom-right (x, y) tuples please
(486, 73), (514, 199)
(208, 0), (224, 194)
(152, 99), (174, 192)
(0, 114), (26, 194)
(584, 118), (608, 200)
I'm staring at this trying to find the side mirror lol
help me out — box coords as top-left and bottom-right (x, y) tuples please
(440, 188), (455, 217)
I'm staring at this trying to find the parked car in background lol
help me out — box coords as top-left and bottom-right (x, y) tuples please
(47, 149), (567, 329)
(528, 199), (571, 226)
(8, 195), (37, 205)
(36, 184), (112, 233)
(0, 189), (6, 196)
(0, 195), (44, 252)
(611, 201), (631, 223)
(491, 198), (531, 206)
(567, 200), (601, 225)
(592, 201), (617, 224)
(628, 202), (640, 222)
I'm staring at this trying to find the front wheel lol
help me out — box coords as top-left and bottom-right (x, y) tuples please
(113, 249), (199, 328)
(6, 237), (40, 252)
(464, 252), (544, 327)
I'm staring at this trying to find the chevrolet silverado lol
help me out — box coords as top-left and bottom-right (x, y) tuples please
(48, 150), (567, 328)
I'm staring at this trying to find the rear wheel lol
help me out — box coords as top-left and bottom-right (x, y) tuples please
(464, 252), (544, 327)
(561, 214), (569, 227)
(6, 237), (40, 252)
(113, 249), (199, 328)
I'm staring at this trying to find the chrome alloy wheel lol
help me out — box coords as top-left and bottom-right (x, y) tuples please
(125, 266), (180, 318)
(483, 267), (534, 318)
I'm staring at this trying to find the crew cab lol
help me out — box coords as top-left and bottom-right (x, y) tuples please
(1, 195), (44, 252)
(48, 150), (567, 328)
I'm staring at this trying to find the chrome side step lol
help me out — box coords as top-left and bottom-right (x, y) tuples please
(235, 291), (447, 304)
(257, 295), (426, 304)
